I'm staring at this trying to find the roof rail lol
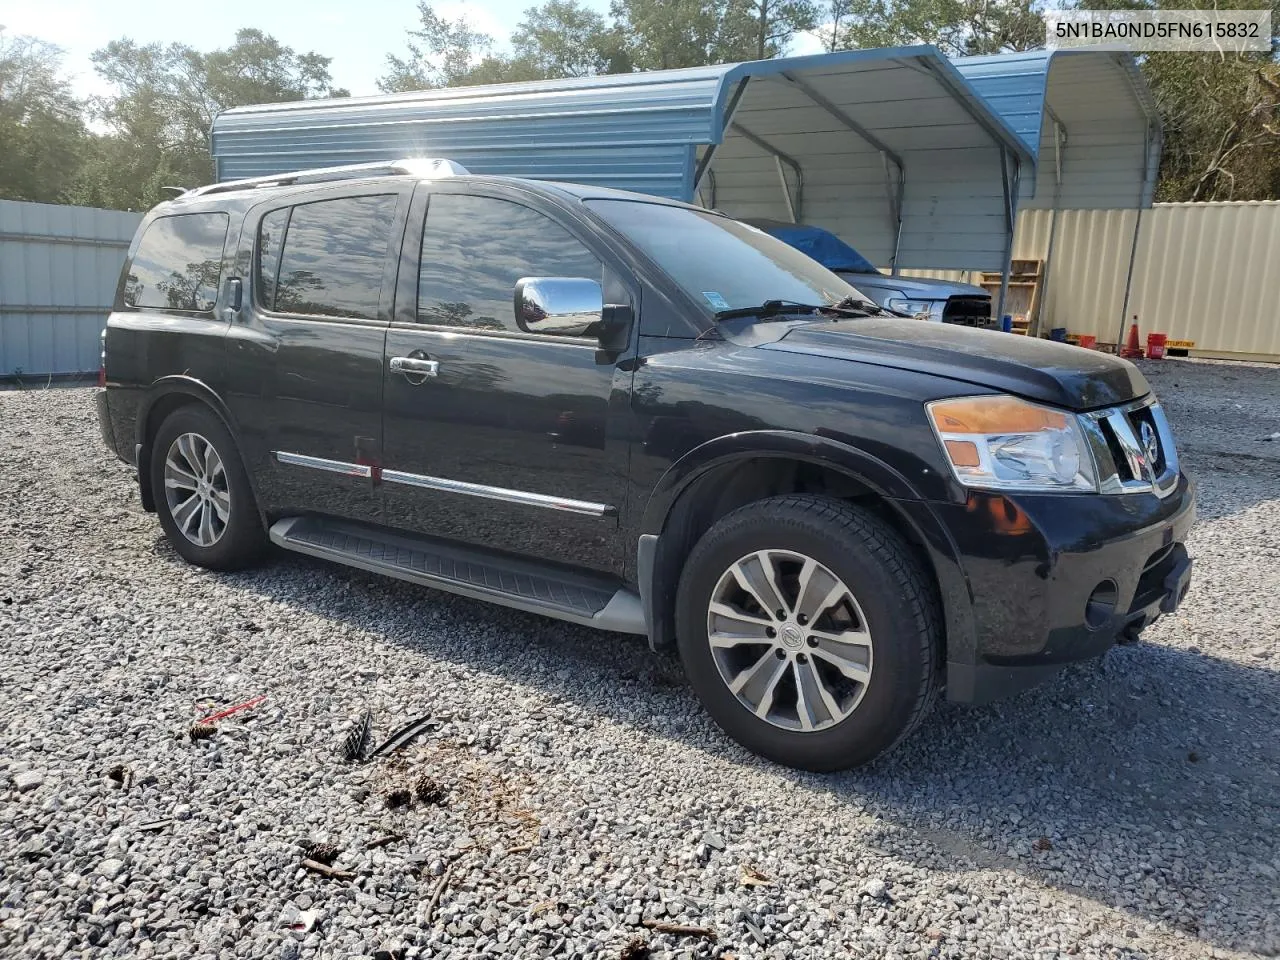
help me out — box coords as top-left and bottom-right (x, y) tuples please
(182, 157), (470, 199)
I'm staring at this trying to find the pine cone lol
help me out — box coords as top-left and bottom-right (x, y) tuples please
(189, 723), (216, 741)
(384, 787), (412, 810)
(339, 710), (374, 763)
(414, 774), (445, 806)
(303, 841), (340, 865)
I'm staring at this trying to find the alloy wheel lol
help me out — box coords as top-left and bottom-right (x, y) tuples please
(163, 432), (230, 547)
(706, 549), (874, 732)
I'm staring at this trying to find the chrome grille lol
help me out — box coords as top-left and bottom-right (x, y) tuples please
(1080, 399), (1179, 498)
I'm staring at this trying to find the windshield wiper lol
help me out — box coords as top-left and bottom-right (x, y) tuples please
(713, 296), (881, 322)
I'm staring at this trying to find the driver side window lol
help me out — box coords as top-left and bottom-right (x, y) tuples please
(417, 194), (601, 333)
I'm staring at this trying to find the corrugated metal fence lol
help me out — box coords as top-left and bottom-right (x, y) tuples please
(906, 200), (1280, 361)
(0, 200), (141, 378)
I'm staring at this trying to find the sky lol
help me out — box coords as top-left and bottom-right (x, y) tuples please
(5, 0), (828, 100)
(1, 0), (600, 98)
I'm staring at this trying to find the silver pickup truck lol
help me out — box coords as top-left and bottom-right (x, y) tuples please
(744, 218), (994, 327)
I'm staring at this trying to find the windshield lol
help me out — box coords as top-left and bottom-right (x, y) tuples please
(584, 200), (864, 317)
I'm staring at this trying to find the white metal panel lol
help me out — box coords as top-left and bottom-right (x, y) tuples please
(908, 201), (1280, 361)
(0, 200), (141, 377)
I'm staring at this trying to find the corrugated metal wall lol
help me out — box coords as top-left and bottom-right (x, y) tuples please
(905, 200), (1280, 361)
(212, 69), (729, 198)
(0, 200), (141, 378)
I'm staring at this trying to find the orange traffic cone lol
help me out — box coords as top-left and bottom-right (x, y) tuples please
(1121, 318), (1143, 358)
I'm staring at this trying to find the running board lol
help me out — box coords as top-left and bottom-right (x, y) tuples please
(269, 516), (646, 635)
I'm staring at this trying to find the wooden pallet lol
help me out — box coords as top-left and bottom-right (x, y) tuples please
(979, 259), (1044, 335)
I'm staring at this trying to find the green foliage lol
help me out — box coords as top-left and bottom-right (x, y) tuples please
(380, 0), (631, 89)
(608, 0), (818, 68)
(0, 29), (88, 203)
(74, 29), (346, 210)
(834, 0), (1043, 55)
(1064, 0), (1280, 202)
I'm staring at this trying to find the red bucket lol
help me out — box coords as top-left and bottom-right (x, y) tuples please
(1146, 333), (1168, 359)
(1078, 334), (1097, 350)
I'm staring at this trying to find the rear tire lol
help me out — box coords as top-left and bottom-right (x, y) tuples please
(150, 405), (266, 571)
(675, 494), (939, 771)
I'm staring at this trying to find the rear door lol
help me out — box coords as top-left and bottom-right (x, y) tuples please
(379, 183), (634, 575)
(224, 184), (411, 523)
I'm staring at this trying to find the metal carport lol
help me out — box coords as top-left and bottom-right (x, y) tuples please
(210, 48), (1158, 321)
(210, 48), (1032, 289)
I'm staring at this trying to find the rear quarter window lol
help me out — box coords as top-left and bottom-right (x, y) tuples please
(123, 213), (230, 313)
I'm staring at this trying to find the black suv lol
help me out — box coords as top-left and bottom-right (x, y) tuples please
(97, 160), (1195, 771)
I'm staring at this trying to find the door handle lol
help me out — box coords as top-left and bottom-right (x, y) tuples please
(389, 356), (439, 378)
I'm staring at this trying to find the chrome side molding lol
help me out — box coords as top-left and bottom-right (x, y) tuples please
(381, 469), (614, 517)
(274, 451), (372, 478)
(272, 451), (614, 517)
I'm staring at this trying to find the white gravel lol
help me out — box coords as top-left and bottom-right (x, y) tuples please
(1, 357), (1278, 960)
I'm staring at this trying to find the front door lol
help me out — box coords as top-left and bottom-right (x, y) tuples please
(380, 186), (631, 575)
(224, 186), (410, 524)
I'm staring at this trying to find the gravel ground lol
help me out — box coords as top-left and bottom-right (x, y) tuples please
(1, 357), (1278, 960)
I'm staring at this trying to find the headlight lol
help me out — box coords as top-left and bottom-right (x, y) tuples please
(888, 298), (944, 321)
(927, 396), (1098, 492)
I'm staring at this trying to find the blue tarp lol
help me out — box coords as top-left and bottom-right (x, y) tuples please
(753, 221), (879, 274)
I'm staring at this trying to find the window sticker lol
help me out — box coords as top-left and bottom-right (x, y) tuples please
(702, 291), (730, 310)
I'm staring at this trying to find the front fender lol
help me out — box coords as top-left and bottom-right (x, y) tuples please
(639, 429), (921, 536)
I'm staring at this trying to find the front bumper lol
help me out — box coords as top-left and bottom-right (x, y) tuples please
(932, 473), (1196, 704)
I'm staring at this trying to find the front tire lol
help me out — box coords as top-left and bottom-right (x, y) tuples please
(675, 495), (940, 771)
(150, 405), (266, 571)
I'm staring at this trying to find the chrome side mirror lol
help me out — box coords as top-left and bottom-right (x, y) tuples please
(514, 277), (602, 338)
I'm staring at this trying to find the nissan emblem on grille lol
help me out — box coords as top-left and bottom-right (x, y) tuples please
(1139, 420), (1160, 481)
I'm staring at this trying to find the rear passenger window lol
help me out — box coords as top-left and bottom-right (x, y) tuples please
(123, 213), (229, 313)
(256, 208), (289, 310)
(418, 194), (601, 331)
(269, 195), (397, 320)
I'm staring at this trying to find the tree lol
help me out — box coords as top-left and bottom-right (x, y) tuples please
(511, 0), (631, 77)
(380, 2), (501, 90)
(1064, 0), (1280, 202)
(821, 0), (857, 51)
(834, 0), (1043, 55)
(1147, 52), (1280, 201)
(0, 29), (88, 203)
(608, 0), (728, 69)
(381, 0), (629, 91)
(723, 0), (821, 60)
(74, 29), (346, 210)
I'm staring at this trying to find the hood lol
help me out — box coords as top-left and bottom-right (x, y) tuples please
(837, 271), (989, 300)
(764, 318), (1148, 411)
